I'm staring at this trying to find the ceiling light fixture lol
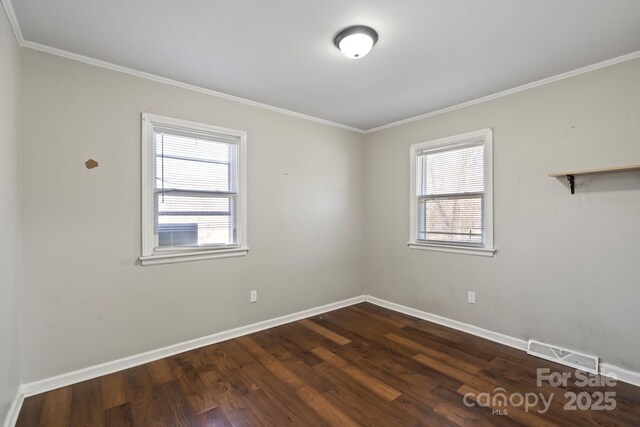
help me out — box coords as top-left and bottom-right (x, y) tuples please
(334, 25), (378, 59)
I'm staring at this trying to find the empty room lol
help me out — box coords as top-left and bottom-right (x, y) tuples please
(2, 0), (640, 426)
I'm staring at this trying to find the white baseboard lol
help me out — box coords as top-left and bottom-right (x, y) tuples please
(600, 363), (640, 388)
(364, 295), (528, 351)
(15, 292), (640, 410)
(2, 387), (24, 427)
(21, 295), (365, 397)
(364, 295), (640, 388)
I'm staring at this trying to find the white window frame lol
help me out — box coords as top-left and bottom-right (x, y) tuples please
(408, 128), (495, 257)
(139, 113), (248, 266)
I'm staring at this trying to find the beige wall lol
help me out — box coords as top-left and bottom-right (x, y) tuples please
(19, 49), (364, 382)
(0, 6), (21, 420)
(363, 58), (640, 371)
(17, 45), (640, 384)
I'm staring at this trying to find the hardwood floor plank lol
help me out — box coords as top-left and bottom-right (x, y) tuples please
(386, 332), (484, 374)
(39, 386), (72, 427)
(259, 324), (324, 367)
(171, 356), (219, 415)
(16, 303), (640, 426)
(146, 358), (176, 386)
(312, 361), (417, 426)
(347, 305), (408, 329)
(238, 336), (359, 426)
(387, 325), (497, 367)
(240, 388), (300, 427)
(201, 368), (265, 427)
(356, 304), (465, 345)
(431, 385), (520, 427)
(299, 318), (352, 345)
(284, 322), (348, 355)
(236, 336), (304, 389)
(282, 358), (336, 394)
(103, 402), (133, 427)
(294, 382), (361, 426)
(242, 364), (324, 426)
(332, 341), (445, 405)
(70, 379), (104, 427)
(318, 314), (464, 391)
(413, 353), (492, 388)
(15, 392), (44, 427)
(390, 394), (460, 427)
(125, 364), (157, 426)
(311, 346), (402, 401)
(202, 340), (257, 372)
(100, 370), (129, 410)
(457, 384), (556, 427)
(156, 381), (199, 427)
(197, 406), (234, 427)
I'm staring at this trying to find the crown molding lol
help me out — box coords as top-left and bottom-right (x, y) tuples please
(364, 49), (640, 134)
(20, 40), (365, 133)
(1, 0), (23, 44)
(2, 1), (363, 134)
(4, 0), (640, 136)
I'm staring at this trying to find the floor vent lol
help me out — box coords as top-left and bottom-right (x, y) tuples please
(527, 339), (599, 374)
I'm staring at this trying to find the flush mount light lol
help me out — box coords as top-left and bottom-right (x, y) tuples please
(334, 25), (378, 59)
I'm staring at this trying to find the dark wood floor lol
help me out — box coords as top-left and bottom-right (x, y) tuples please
(16, 303), (640, 426)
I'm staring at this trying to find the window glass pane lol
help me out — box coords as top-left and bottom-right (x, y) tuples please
(418, 197), (483, 245)
(156, 196), (235, 246)
(418, 144), (483, 196)
(153, 129), (237, 248)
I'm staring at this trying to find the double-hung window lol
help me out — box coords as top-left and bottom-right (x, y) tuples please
(140, 113), (247, 265)
(409, 129), (494, 256)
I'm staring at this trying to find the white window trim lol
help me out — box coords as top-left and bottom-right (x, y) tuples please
(408, 128), (495, 257)
(139, 113), (248, 266)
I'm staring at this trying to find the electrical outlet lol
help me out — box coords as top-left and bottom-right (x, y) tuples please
(467, 291), (476, 304)
(250, 290), (257, 303)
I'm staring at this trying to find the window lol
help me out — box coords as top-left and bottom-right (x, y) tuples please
(140, 113), (247, 265)
(409, 129), (494, 256)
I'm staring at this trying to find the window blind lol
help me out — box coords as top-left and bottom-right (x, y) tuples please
(153, 129), (238, 248)
(416, 143), (484, 246)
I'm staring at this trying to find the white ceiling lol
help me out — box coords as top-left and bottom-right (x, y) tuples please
(9, 0), (640, 130)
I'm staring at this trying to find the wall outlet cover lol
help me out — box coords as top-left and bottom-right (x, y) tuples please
(467, 291), (476, 304)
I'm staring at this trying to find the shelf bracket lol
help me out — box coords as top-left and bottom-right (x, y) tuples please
(566, 174), (575, 195)
(550, 164), (640, 195)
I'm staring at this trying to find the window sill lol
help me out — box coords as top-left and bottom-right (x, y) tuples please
(139, 247), (249, 266)
(408, 242), (495, 257)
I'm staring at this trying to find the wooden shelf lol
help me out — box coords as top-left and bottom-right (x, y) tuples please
(549, 164), (640, 194)
(548, 164), (640, 178)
